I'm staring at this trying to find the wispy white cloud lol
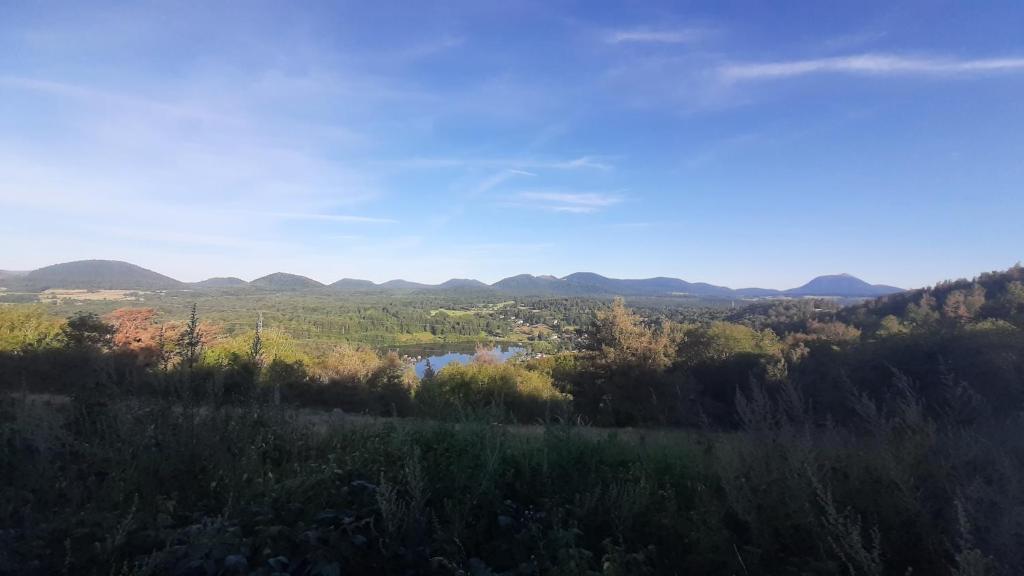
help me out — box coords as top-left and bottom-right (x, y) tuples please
(321, 234), (366, 242)
(472, 169), (536, 195)
(387, 155), (613, 171)
(0, 75), (239, 124)
(606, 221), (657, 229)
(91, 226), (278, 250)
(516, 191), (624, 213)
(386, 35), (465, 62)
(0, 6), (623, 280)
(606, 28), (705, 45)
(720, 53), (1024, 82)
(265, 212), (398, 224)
(549, 155), (614, 171)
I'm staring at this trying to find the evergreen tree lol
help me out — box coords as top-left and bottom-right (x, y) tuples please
(249, 312), (264, 367)
(178, 303), (203, 370)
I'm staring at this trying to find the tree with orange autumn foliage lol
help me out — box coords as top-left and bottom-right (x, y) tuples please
(104, 307), (220, 367)
(104, 308), (170, 365)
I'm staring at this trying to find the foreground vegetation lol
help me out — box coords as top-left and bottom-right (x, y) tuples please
(2, 265), (1024, 574)
(3, 385), (1022, 575)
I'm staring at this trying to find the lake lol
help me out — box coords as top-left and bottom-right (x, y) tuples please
(390, 344), (527, 378)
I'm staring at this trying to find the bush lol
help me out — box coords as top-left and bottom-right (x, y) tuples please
(282, 345), (416, 415)
(417, 360), (569, 422)
(0, 305), (63, 351)
(204, 327), (309, 368)
(677, 322), (783, 367)
(314, 343), (382, 383)
(265, 358), (311, 391)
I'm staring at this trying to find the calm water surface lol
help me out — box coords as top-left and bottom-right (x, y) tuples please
(390, 344), (526, 378)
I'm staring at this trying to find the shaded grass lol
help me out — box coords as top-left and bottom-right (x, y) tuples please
(2, 394), (1023, 575)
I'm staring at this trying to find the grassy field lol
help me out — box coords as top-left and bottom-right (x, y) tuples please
(5, 391), (1022, 575)
(38, 289), (151, 302)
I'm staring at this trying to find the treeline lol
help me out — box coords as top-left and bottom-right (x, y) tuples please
(565, 266), (1024, 428)
(0, 303), (568, 420)
(32, 292), (521, 347)
(841, 264), (1024, 333)
(2, 266), (1023, 432)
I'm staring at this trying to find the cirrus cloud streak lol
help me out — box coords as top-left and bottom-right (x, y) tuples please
(720, 53), (1024, 82)
(516, 191), (624, 214)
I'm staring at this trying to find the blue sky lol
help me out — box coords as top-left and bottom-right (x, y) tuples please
(1, 1), (1022, 288)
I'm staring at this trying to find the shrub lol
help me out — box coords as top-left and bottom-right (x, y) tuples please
(205, 327), (309, 368)
(416, 360), (569, 422)
(314, 343), (382, 383)
(0, 305), (64, 351)
(283, 345), (416, 415)
(367, 351), (417, 416)
(677, 322), (783, 366)
(521, 351), (582, 389)
(265, 358), (311, 390)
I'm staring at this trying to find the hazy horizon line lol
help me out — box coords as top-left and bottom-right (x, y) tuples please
(0, 257), (948, 292)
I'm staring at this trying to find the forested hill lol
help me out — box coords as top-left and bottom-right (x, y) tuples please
(839, 264), (1024, 332)
(16, 260), (184, 290)
(250, 272), (324, 291)
(0, 259), (908, 298)
(715, 264), (1024, 338)
(190, 277), (249, 289)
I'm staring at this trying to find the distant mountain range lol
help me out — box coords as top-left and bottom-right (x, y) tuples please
(0, 259), (906, 299)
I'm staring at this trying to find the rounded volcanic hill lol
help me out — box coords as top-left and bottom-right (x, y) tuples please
(24, 260), (184, 290)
